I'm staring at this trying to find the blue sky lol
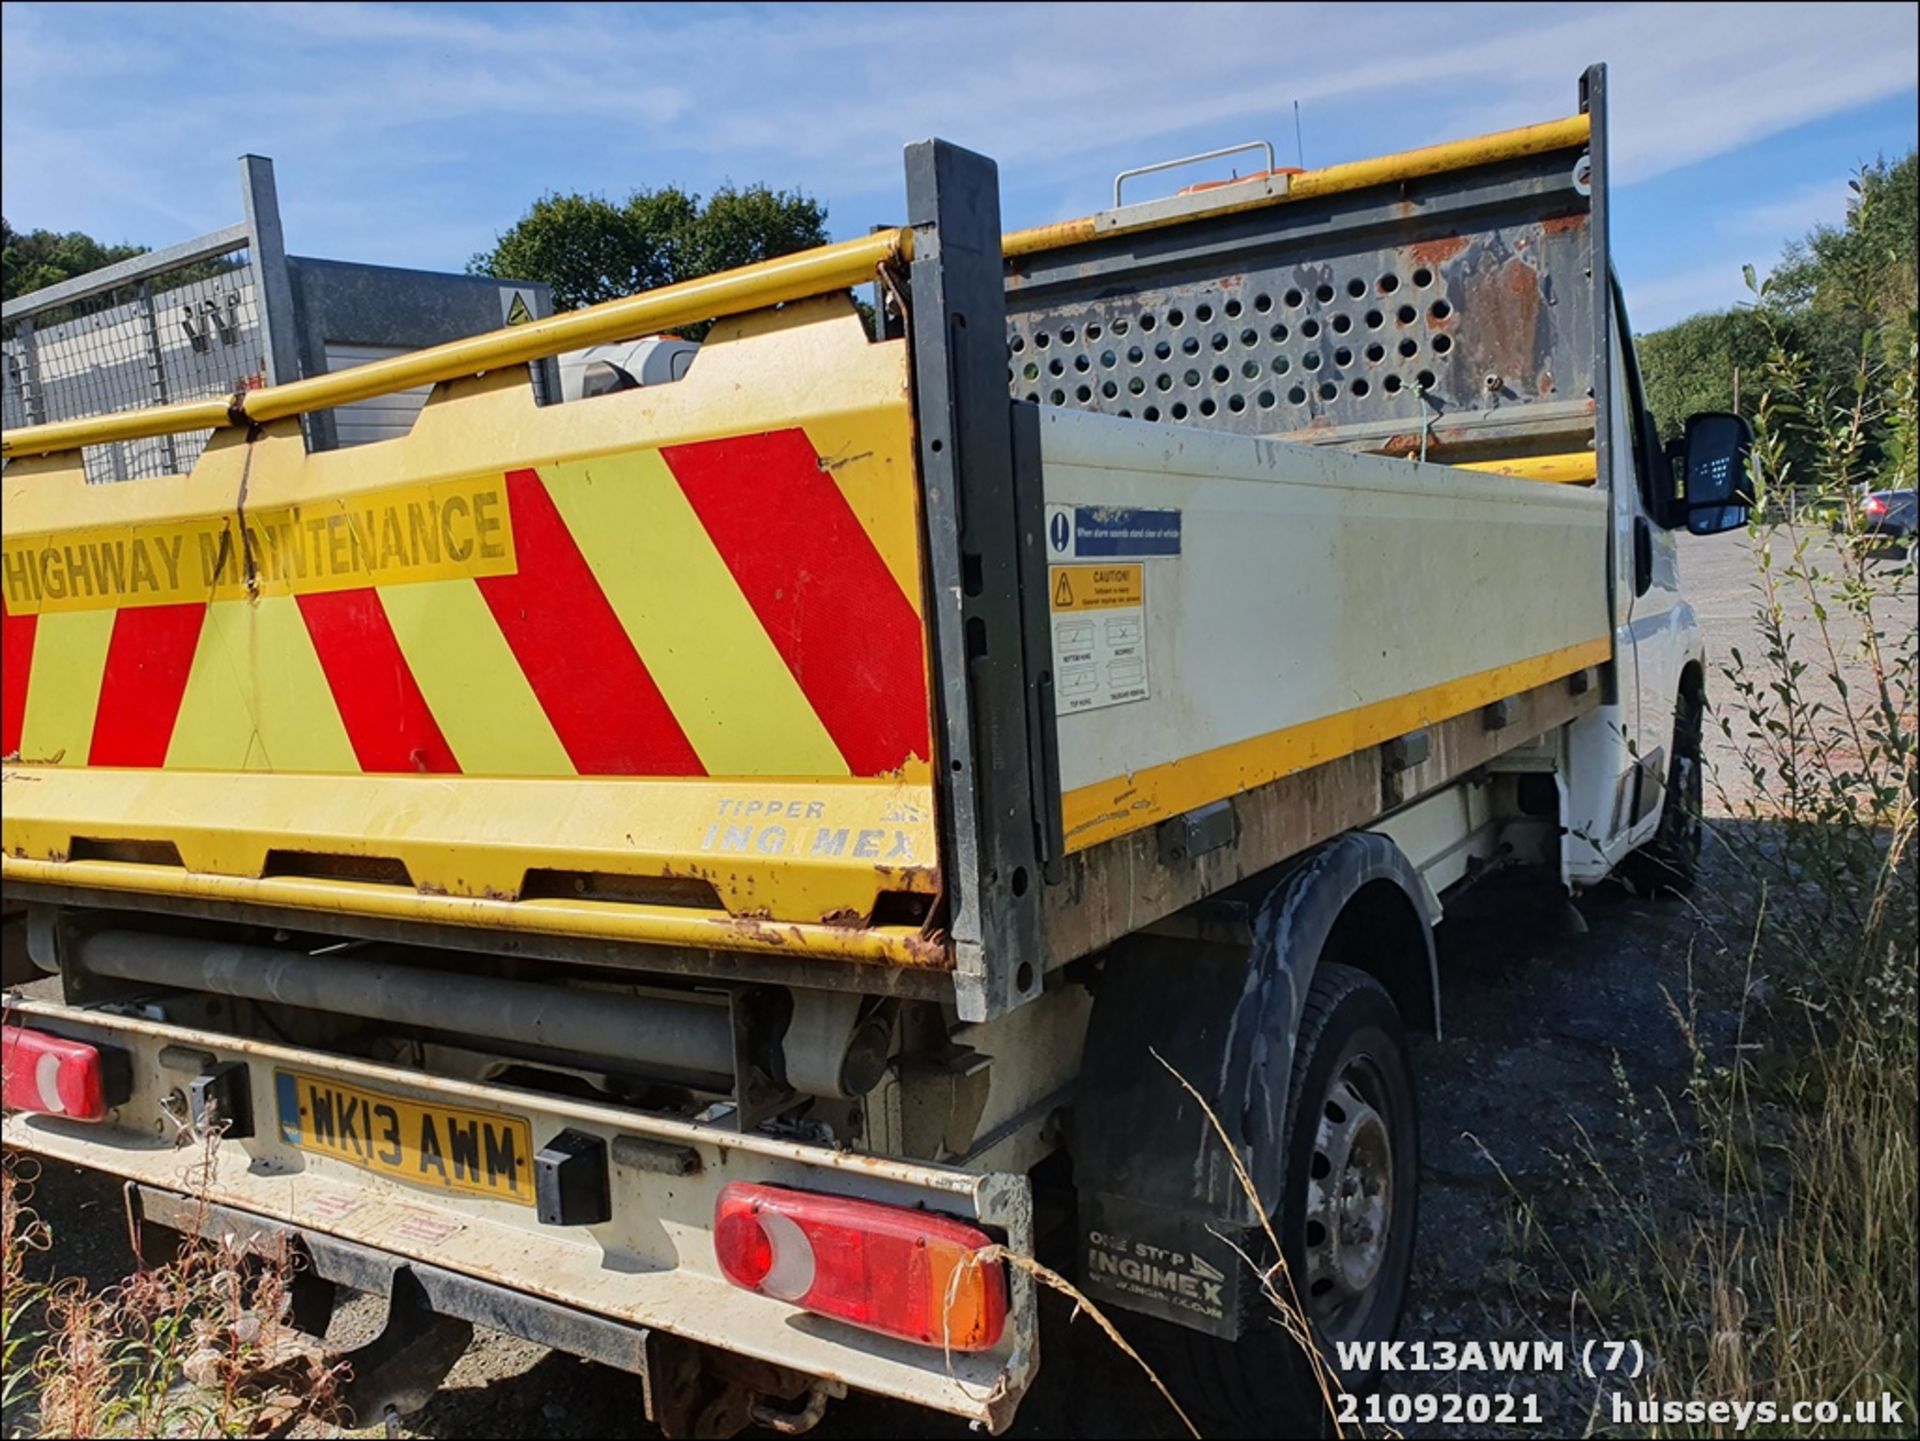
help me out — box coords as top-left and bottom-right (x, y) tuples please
(3, 2), (1915, 330)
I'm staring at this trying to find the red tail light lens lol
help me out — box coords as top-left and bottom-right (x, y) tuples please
(713, 1183), (1007, 1350)
(1865, 495), (1888, 516)
(1, 1026), (126, 1122)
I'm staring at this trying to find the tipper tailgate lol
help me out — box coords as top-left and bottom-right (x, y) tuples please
(2, 298), (946, 967)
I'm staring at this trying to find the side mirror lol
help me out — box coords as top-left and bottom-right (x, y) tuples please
(1675, 411), (1755, 535)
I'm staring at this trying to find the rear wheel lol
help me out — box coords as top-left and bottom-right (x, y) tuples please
(1161, 963), (1418, 1435)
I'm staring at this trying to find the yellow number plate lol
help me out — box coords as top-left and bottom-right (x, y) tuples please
(274, 1070), (534, 1205)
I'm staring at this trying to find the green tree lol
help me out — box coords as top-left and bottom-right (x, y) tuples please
(467, 183), (829, 316)
(678, 184), (831, 278)
(1637, 307), (1781, 440)
(1770, 152), (1918, 338)
(2, 216), (148, 302)
(1635, 148), (1917, 489)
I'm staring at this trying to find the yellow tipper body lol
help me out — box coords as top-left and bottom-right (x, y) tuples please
(3, 295), (946, 968)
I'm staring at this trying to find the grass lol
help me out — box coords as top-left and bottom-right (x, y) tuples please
(2, 1141), (345, 1440)
(1501, 323), (1918, 1435)
(1535, 894), (1918, 1438)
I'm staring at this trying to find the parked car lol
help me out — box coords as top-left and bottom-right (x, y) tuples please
(1834, 487), (1917, 562)
(1861, 488), (1917, 540)
(1834, 487), (1915, 537)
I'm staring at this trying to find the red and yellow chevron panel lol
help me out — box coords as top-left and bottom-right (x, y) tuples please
(1, 301), (945, 961)
(1, 432), (928, 781)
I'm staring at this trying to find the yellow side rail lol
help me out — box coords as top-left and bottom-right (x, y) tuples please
(1458, 451), (1597, 485)
(3, 111), (1592, 462)
(2, 229), (916, 460)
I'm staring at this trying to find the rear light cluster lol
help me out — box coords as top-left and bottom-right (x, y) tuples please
(1864, 495), (1889, 517)
(713, 1182), (1007, 1351)
(1, 1025), (130, 1122)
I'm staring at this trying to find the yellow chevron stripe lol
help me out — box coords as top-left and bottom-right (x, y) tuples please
(542, 452), (847, 777)
(378, 578), (572, 776)
(804, 413), (925, 616)
(166, 597), (358, 772)
(17, 609), (116, 765)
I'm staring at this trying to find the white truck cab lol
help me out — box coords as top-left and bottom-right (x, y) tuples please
(1564, 281), (1719, 890)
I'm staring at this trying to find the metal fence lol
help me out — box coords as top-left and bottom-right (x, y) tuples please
(3, 239), (263, 481)
(5, 154), (559, 477)
(2, 156), (299, 483)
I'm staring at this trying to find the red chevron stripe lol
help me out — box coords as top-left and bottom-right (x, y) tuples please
(477, 469), (703, 776)
(87, 602), (205, 767)
(662, 428), (930, 776)
(298, 588), (460, 774)
(1, 601), (33, 758)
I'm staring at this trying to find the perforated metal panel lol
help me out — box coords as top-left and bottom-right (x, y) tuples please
(1004, 144), (1597, 460)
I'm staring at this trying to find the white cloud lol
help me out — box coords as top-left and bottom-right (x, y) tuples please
(1623, 259), (1763, 330)
(1624, 174), (1869, 328)
(1594, 5), (1917, 182)
(1726, 177), (1853, 240)
(2, 1), (1913, 270)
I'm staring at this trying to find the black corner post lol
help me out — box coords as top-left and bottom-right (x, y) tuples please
(1580, 62), (1622, 707)
(903, 140), (1057, 1022)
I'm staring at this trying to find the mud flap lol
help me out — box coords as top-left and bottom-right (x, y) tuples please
(1071, 833), (1436, 1339)
(1079, 1192), (1256, 1336)
(1072, 925), (1286, 1342)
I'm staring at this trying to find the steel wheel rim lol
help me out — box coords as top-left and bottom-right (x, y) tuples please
(1302, 1057), (1395, 1334)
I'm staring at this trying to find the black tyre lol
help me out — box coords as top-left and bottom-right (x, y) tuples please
(1161, 963), (1419, 1435)
(1625, 689), (1704, 898)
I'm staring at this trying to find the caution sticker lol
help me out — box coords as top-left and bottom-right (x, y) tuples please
(1050, 563), (1143, 612)
(1050, 563), (1148, 713)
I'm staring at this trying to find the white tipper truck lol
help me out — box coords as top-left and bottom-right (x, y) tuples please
(2, 63), (1751, 1436)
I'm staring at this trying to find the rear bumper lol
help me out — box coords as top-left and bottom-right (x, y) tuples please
(1, 997), (1036, 1431)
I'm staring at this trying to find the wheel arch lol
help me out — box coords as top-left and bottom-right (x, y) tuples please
(1070, 831), (1437, 1339)
(1679, 657), (1706, 708)
(1314, 873), (1439, 1039)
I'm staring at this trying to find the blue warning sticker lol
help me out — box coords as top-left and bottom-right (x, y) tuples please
(1044, 504), (1182, 559)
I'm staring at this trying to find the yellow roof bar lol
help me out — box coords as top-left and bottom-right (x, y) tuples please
(1003, 113), (1589, 258)
(3, 112), (1591, 462)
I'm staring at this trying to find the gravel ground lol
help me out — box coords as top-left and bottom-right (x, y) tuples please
(4, 869), (1735, 1441)
(9, 530), (1911, 1438)
(1688, 524), (1914, 811)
